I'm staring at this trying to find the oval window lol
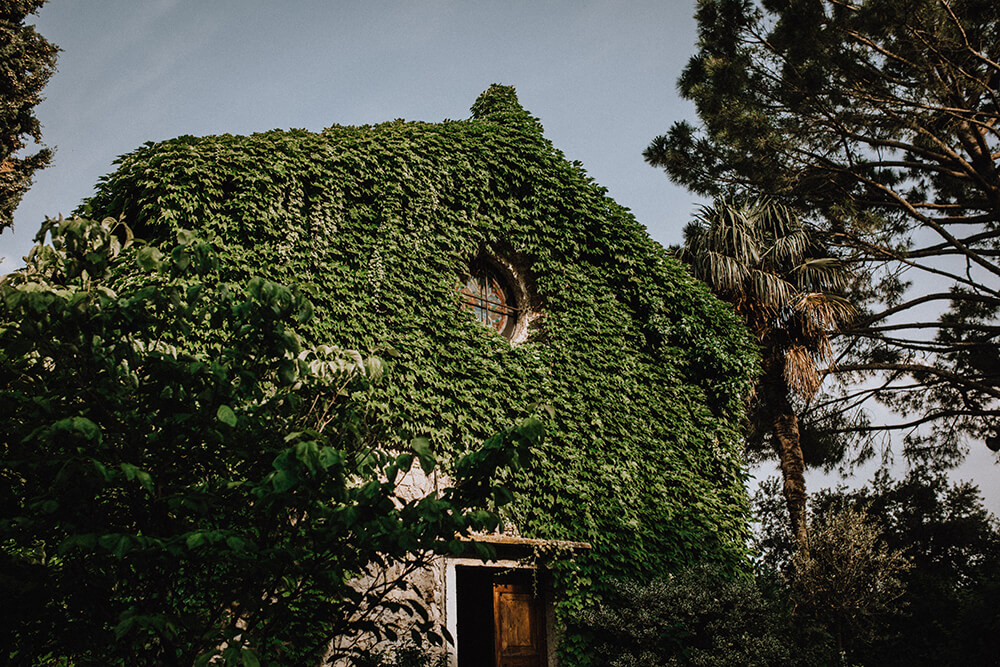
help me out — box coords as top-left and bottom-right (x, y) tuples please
(460, 265), (518, 339)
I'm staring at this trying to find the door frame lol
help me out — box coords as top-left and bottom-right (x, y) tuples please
(446, 559), (553, 667)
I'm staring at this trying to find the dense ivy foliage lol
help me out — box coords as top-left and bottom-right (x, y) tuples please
(85, 85), (757, 645)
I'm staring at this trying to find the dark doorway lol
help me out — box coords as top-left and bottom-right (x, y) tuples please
(456, 567), (546, 667)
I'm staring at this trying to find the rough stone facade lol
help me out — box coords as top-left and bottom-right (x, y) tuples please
(333, 463), (572, 667)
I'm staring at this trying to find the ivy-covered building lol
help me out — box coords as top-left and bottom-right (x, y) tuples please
(87, 85), (756, 665)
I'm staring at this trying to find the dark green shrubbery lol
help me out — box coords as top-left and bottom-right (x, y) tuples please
(571, 469), (1000, 667)
(806, 469), (1000, 666)
(569, 565), (836, 667)
(0, 217), (538, 665)
(754, 469), (1000, 666)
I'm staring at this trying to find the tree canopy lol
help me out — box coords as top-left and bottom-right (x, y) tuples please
(648, 0), (1000, 459)
(754, 466), (1000, 665)
(0, 216), (539, 665)
(0, 0), (58, 230)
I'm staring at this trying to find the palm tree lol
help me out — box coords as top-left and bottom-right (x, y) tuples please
(679, 198), (855, 546)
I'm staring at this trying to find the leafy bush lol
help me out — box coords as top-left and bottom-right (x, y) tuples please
(790, 506), (911, 658)
(568, 564), (835, 667)
(0, 216), (538, 665)
(810, 469), (1000, 666)
(756, 468), (1000, 666)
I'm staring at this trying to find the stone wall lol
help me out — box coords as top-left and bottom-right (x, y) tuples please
(327, 464), (452, 665)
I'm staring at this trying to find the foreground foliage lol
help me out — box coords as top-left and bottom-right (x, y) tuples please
(570, 565), (836, 667)
(0, 216), (537, 665)
(353, 643), (448, 667)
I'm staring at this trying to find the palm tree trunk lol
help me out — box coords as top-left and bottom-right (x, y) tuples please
(761, 355), (809, 547)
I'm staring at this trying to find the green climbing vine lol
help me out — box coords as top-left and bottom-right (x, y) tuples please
(85, 85), (758, 661)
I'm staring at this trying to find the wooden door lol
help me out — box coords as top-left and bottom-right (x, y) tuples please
(493, 581), (546, 667)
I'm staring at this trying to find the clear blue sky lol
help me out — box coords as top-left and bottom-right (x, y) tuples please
(5, 0), (997, 512)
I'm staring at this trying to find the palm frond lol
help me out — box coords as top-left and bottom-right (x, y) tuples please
(784, 344), (823, 398)
(749, 269), (797, 308)
(768, 228), (811, 266)
(791, 258), (851, 292)
(680, 197), (858, 404)
(699, 251), (751, 292)
(793, 292), (857, 333)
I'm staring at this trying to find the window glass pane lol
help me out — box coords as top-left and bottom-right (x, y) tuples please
(460, 270), (516, 336)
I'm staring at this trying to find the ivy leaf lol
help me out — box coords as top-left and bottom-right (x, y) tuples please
(277, 358), (298, 385)
(411, 437), (436, 475)
(216, 404), (237, 427)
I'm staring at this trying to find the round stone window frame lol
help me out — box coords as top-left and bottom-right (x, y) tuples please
(460, 251), (539, 345)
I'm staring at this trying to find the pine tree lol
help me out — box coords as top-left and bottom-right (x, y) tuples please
(649, 0), (1000, 460)
(1, 0), (58, 231)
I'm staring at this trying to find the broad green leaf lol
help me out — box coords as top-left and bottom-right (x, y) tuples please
(277, 358), (298, 385)
(136, 245), (163, 271)
(92, 458), (113, 481)
(98, 534), (120, 550)
(216, 404), (237, 427)
(317, 446), (343, 469)
(114, 616), (135, 640)
(241, 648), (261, 667)
(411, 436), (436, 475)
(270, 469), (296, 493)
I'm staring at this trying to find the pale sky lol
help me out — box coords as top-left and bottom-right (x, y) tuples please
(5, 0), (997, 513)
(5, 0), (703, 271)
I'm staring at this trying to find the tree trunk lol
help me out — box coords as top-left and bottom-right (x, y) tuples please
(761, 355), (809, 548)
